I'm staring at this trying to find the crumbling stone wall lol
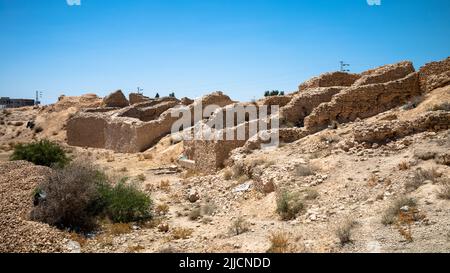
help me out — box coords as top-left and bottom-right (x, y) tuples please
(353, 111), (450, 144)
(298, 72), (360, 91)
(189, 140), (246, 173)
(119, 100), (180, 122)
(354, 61), (415, 86)
(258, 95), (293, 108)
(280, 87), (343, 126)
(304, 71), (421, 131)
(129, 93), (151, 105)
(67, 91), (234, 153)
(419, 57), (450, 92)
(66, 114), (109, 149)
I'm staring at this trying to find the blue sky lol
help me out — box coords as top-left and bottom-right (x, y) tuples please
(0, 0), (449, 104)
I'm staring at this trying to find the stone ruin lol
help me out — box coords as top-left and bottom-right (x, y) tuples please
(67, 91), (234, 153)
(66, 57), (450, 174)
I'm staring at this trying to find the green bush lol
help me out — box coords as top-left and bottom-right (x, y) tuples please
(100, 179), (153, 223)
(31, 161), (152, 233)
(31, 161), (106, 232)
(276, 190), (304, 221)
(10, 140), (69, 167)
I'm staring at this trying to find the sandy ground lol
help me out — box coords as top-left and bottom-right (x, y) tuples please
(0, 87), (449, 253)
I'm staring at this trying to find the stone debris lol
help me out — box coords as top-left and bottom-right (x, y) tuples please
(0, 161), (68, 253)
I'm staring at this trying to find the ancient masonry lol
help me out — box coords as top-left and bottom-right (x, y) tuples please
(67, 91), (234, 153)
(66, 57), (450, 174)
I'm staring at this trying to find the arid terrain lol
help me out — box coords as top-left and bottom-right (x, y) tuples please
(1, 57), (449, 253)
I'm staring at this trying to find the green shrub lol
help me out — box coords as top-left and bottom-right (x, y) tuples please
(31, 161), (152, 233)
(276, 190), (304, 221)
(10, 139), (69, 167)
(30, 161), (106, 232)
(100, 179), (153, 223)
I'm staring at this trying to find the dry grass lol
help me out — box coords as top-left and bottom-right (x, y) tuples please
(189, 208), (201, 221)
(381, 196), (417, 226)
(335, 219), (356, 246)
(236, 174), (250, 184)
(406, 168), (441, 192)
(68, 232), (88, 247)
(367, 174), (379, 187)
(398, 161), (410, 171)
(172, 227), (193, 240)
(250, 158), (275, 169)
(106, 223), (132, 236)
(136, 173), (146, 182)
(159, 180), (171, 192)
(127, 245), (145, 253)
(223, 169), (233, 180)
(181, 169), (202, 179)
(267, 232), (293, 253)
(294, 164), (315, 177)
(155, 203), (170, 216)
(201, 202), (216, 216)
(232, 162), (246, 179)
(229, 217), (250, 236)
(304, 188), (319, 200)
(319, 133), (340, 144)
(414, 150), (437, 161)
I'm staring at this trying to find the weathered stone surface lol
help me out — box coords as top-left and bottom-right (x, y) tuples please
(181, 97), (194, 105)
(353, 111), (450, 143)
(68, 91), (234, 153)
(186, 139), (246, 174)
(298, 72), (360, 91)
(304, 72), (421, 131)
(103, 90), (129, 108)
(66, 114), (109, 149)
(258, 95), (293, 108)
(419, 57), (450, 92)
(244, 127), (308, 151)
(280, 87), (343, 126)
(354, 61), (415, 86)
(119, 100), (180, 122)
(129, 93), (151, 105)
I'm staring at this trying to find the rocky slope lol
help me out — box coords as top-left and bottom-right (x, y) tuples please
(0, 58), (449, 253)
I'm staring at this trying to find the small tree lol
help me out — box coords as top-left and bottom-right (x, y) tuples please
(10, 140), (69, 167)
(155, 93), (160, 99)
(270, 90), (280, 96)
(169, 92), (175, 98)
(264, 91), (270, 97)
(280, 91), (285, 96)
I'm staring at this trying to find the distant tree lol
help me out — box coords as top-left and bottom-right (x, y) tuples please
(280, 91), (285, 96)
(270, 90), (280, 96)
(155, 93), (160, 99)
(169, 92), (175, 98)
(264, 91), (270, 97)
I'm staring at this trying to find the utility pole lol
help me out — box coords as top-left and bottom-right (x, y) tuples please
(35, 91), (43, 105)
(340, 61), (350, 72)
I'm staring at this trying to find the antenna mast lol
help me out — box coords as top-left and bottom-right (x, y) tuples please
(340, 61), (350, 72)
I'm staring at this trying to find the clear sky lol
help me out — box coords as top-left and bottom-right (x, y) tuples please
(0, 0), (449, 104)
